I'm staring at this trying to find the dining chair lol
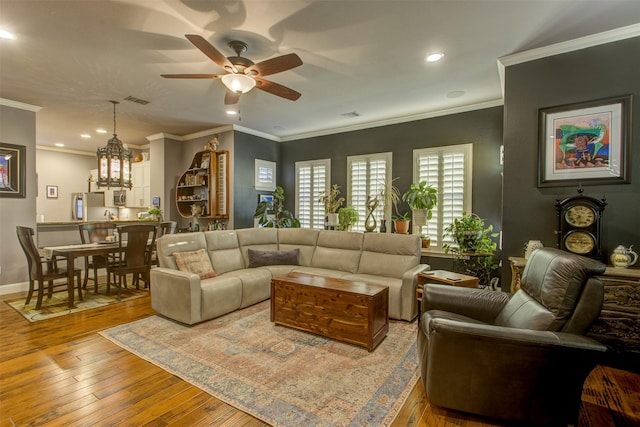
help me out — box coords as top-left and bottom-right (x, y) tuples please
(152, 221), (177, 266)
(106, 224), (157, 300)
(16, 226), (82, 309)
(78, 222), (117, 292)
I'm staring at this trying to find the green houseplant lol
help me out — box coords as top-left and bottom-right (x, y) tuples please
(147, 206), (162, 221)
(338, 206), (359, 231)
(443, 212), (499, 288)
(318, 184), (345, 228)
(254, 186), (301, 228)
(402, 181), (437, 245)
(392, 211), (411, 234)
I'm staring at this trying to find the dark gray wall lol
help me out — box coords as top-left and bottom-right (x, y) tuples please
(279, 106), (504, 258)
(233, 131), (280, 229)
(503, 36), (640, 284)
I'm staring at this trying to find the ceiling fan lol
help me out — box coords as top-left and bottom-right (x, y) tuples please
(162, 34), (303, 105)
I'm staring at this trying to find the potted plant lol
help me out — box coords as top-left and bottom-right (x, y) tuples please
(147, 206), (162, 221)
(254, 186), (301, 228)
(318, 184), (345, 228)
(402, 181), (437, 246)
(392, 211), (411, 234)
(377, 177), (401, 233)
(443, 212), (499, 288)
(338, 206), (359, 231)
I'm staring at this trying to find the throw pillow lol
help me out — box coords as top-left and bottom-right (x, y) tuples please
(248, 248), (300, 268)
(173, 249), (216, 279)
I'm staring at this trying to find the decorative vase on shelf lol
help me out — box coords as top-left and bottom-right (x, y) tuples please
(380, 219), (387, 233)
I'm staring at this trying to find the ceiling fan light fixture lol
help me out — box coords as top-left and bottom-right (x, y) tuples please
(221, 73), (256, 94)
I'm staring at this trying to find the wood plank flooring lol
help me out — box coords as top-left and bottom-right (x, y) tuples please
(1, 290), (638, 426)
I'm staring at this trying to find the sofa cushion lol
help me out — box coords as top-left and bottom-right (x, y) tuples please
(278, 228), (318, 266)
(311, 231), (363, 273)
(248, 248), (300, 268)
(359, 233), (421, 278)
(236, 228), (279, 267)
(204, 230), (245, 274)
(173, 248), (216, 279)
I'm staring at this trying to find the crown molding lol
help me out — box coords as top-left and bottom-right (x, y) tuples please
(279, 99), (504, 142)
(146, 132), (182, 142)
(36, 145), (95, 156)
(0, 98), (42, 112)
(233, 125), (281, 142)
(497, 23), (640, 98)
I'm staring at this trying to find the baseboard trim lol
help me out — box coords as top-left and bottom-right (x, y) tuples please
(0, 282), (29, 296)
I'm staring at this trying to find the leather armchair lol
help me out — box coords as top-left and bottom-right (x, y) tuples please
(417, 248), (607, 425)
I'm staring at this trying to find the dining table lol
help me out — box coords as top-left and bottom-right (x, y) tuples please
(43, 242), (120, 309)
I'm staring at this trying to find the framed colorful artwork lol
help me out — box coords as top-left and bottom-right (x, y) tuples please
(0, 143), (26, 198)
(537, 95), (631, 187)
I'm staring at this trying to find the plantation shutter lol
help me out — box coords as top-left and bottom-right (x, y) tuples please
(414, 144), (472, 248)
(295, 159), (329, 229)
(348, 153), (391, 232)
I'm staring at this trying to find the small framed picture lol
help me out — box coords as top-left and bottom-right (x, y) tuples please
(255, 159), (276, 191)
(46, 185), (58, 198)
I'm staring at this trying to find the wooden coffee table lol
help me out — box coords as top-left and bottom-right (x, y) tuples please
(270, 272), (389, 351)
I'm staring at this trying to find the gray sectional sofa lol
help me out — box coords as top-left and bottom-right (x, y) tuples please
(150, 227), (427, 325)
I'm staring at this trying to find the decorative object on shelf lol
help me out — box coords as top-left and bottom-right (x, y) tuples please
(538, 94), (631, 187)
(555, 186), (606, 261)
(392, 211), (411, 234)
(254, 186), (300, 228)
(96, 101), (132, 190)
(443, 212), (499, 288)
(205, 134), (220, 152)
(402, 181), (437, 242)
(524, 240), (544, 259)
(318, 184), (344, 229)
(46, 185), (58, 199)
(338, 206), (359, 231)
(0, 142), (26, 198)
(364, 196), (379, 232)
(610, 245), (638, 268)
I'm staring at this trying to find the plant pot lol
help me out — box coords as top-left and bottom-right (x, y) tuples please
(420, 236), (431, 248)
(394, 219), (410, 234)
(325, 213), (339, 227)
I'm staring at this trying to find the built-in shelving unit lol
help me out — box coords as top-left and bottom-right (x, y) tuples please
(176, 150), (229, 219)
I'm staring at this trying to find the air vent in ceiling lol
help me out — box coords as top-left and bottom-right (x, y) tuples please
(124, 96), (150, 105)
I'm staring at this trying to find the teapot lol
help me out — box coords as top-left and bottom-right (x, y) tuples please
(610, 245), (638, 268)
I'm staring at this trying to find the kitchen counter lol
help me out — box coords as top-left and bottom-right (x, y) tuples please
(36, 220), (160, 246)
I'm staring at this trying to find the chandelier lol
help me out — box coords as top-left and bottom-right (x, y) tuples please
(96, 101), (132, 189)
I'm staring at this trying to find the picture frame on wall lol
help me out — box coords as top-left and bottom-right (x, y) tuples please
(0, 142), (26, 198)
(255, 159), (276, 191)
(46, 185), (58, 199)
(537, 94), (631, 187)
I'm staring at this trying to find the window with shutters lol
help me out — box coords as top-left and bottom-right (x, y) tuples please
(413, 144), (472, 249)
(347, 152), (392, 232)
(295, 159), (330, 229)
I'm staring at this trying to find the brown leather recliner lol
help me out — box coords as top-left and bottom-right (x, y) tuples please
(417, 248), (607, 425)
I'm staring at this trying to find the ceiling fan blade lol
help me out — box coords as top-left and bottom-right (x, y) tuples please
(185, 34), (237, 73)
(224, 90), (241, 105)
(161, 74), (223, 79)
(255, 78), (301, 101)
(246, 53), (303, 77)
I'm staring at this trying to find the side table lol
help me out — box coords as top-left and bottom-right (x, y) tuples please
(416, 270), (479, 320)
(508, 256), (527, 293)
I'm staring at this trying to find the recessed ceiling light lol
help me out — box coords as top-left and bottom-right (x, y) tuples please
(425, 52), (444, 63)
(80, 134), (91, 139)
(226, 108), (238, 115)
(54, 143), (65, 147)
(0, 29), (15, 40)
(96, 128), (107, 134)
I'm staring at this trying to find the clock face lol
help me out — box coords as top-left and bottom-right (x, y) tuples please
(565, 205), (596, 228)
(564, 230), (596, 255)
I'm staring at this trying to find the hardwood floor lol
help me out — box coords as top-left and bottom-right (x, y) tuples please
(1, 290), (638, 426)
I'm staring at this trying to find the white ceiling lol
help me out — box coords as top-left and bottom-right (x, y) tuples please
(1, 0), (640, 153)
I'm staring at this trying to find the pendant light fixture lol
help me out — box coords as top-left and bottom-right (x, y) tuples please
(96, 101), (132, 189)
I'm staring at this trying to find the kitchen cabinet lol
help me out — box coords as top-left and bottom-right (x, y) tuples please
(130, 160), (150, 207)
(176, 150), (229, 219)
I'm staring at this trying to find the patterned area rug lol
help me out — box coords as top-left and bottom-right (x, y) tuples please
(100, 301), (419, 427)
(5, 283), (148, 322)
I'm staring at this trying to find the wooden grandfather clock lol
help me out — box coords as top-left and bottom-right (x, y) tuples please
(555, 187), (606, 261)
